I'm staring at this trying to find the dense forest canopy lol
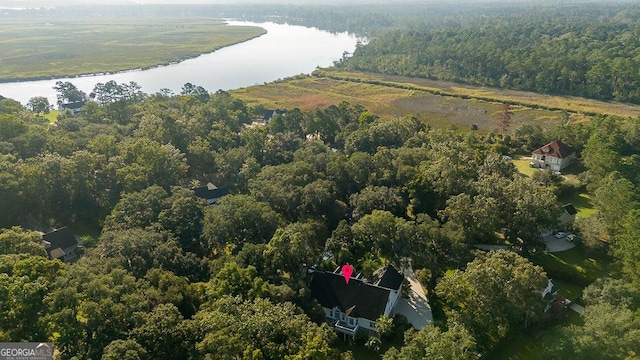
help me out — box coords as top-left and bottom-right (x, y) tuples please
(1, 1), (640, 359)
(0, 74), (639, 358)
(340, 3), (640, 103)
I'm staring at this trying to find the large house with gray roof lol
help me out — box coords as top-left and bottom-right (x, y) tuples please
(309, 265), (403, 337)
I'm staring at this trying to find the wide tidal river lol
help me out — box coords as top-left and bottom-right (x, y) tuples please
(0, 21), (359, 105)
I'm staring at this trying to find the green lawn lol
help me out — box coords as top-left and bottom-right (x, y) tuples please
(44, 110), (59, 123)
(0, 18), (265, 81)
(512, 157), (596, 218)
(513, 157), (538, 177)
(558, 191), (596, 218)
(550, 278), (583, 302)
(490, 310), (583, 360)
(531, 247), (613, 287)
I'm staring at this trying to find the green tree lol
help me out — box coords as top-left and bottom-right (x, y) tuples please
(26, 96), (50, 116)
(0, 227), (47, 257)
(102, 339), (149, 360)
(201, 195), (282, 254)
(115, 138), (189, 192)
(349, 186), (406, 220)
(352, 210), (410, 263)
(263, 221), (324, 277)
(613, 209), (640, 284)
(192, 296), (338, 360)
(574, 215), (609, 254)
(436, 250), (547, 349)
(130, 304), (192, 360)
(325, 220), (355, 265)
(53, 81), (87, 105)
(582, 277), (640, 309)
(375, 315), (394, 341)
(180, 82), (209, 102)
(97, 229), (204, 280)
(582, 132), (621, 190)
(546, 303), (640, 360)
(249, 161), (317, 221)
(594, 172), (639, 234)
(383, 323), (478, 360)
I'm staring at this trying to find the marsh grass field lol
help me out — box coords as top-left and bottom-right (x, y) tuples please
(0, 18), (265, 82)
(315, 69), (640, 118)
(233, 69), (640, 131)
(233, 74), (567, 131)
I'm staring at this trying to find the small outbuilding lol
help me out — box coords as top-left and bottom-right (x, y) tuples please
(558, 203), (578, 229)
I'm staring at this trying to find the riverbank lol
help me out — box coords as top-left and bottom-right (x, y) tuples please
(0, 17), (266, 82)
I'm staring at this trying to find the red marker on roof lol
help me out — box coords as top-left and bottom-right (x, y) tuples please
(341, 264), (354, 284)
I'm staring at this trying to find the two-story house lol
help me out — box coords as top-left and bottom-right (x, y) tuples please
(42, 227), (80, 263)
(309, 265), (403, 338)
(530, 140), (576, 172)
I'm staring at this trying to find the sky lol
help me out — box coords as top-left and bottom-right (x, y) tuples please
(0, 0), (623, 7)
(0, 0), (541, 7)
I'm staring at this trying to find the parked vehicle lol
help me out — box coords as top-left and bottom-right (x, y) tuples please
(554, 232), (566, 239)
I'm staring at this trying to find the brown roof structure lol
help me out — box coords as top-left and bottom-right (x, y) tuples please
(532, 140), (575, 159)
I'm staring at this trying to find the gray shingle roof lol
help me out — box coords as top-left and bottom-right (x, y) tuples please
(371, 265), (404, 290)
(42, 227), (78, 250)
(310, 265), (403, 321)
(563, 203), (578, 216)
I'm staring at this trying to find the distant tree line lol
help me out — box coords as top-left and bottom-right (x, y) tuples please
(341, 4), (640, 103)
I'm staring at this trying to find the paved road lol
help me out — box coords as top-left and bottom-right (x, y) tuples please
(392, 266), (433, 330)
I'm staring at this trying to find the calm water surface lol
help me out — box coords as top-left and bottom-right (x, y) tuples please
(0, 21), (358, 105)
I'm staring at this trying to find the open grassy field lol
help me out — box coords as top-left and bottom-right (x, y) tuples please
(232, 75), (567, 132)
(234, 68), (640, 131)
(0, 18), (265, 81)
(315, 69), (640, 118)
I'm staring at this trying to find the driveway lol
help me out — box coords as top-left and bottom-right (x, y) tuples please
(392, 264), (433, 330)
(544, 234), (575, 252)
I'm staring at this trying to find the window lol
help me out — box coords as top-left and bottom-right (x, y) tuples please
(370, 321), (376, 328)
(328, 310), (333, 318)
(348, 317), (356, 326)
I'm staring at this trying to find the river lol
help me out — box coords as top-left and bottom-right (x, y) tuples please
(0, 21), (359, 105)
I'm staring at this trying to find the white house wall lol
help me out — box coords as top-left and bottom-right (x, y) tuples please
(384, 290), (400, 316)
(323, 307), (379, 332)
